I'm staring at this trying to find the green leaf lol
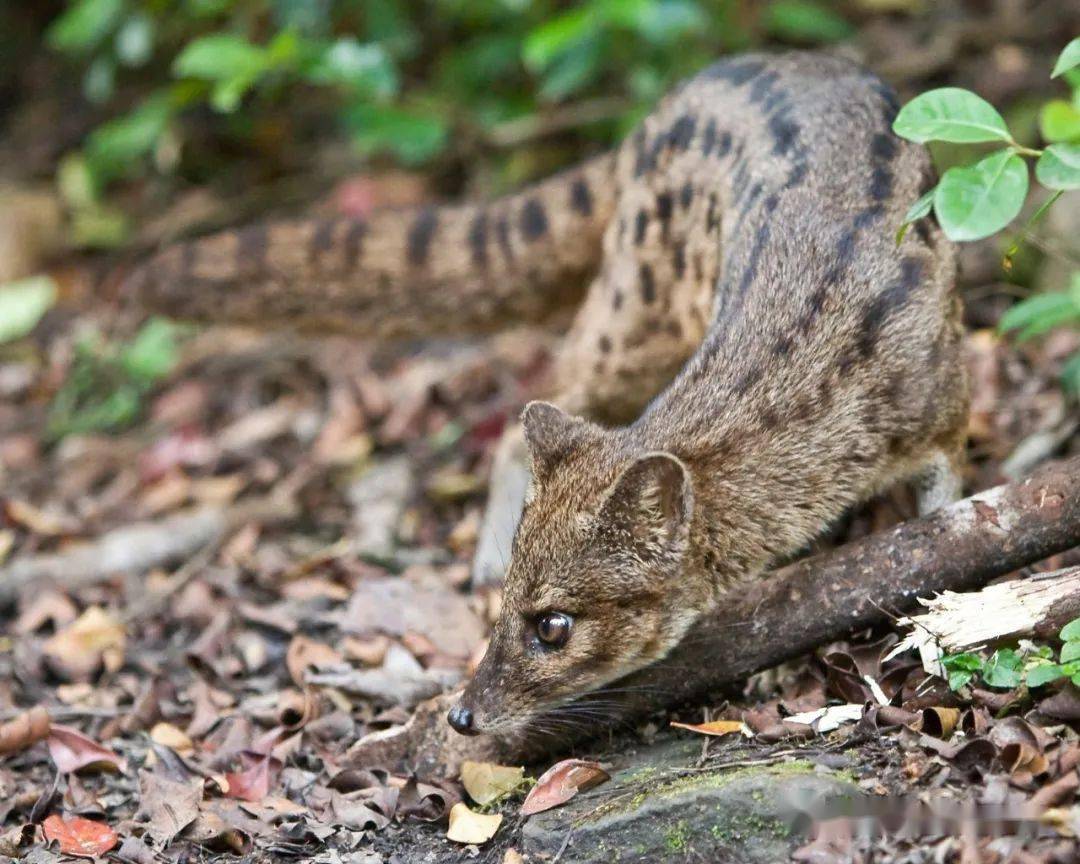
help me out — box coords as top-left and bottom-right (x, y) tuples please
(934, 150), (1028, 241)
(523, 8), (594, 71)
(1026, 663), (1066, 688)
(942, 652), (984, 672)
(1074, 672), (1080, 688)
(345, 103), (448, 165)
(894, 88), (1012, 144)
(121, 318), (179, 383)
(1061, 617), (1080, 642)
(1039, 100), (1080, 143)
(1052, 37), (1080, 78)
(173, 33), (270, 82)
(1062, 351), (1080, 394)
(47, 0), (126, 55)
(998, 292), (1080, 341)
(763, 0), (853, 44)
(1061, 641), (1080, 664)
(895, 187), (935, 243)
(1036, 143), (1080, 190)
(85, 95), (173, 182)
(948, 670), (974, 691)
(304, 39), (398, 98)
(114, 12), (155, 67)
(630, 0), (707, 44)
(983, 648), (1023, 688)
(537, 37), (602, 102)
(0, 276), (59, 344)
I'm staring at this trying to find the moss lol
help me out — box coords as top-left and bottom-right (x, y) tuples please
(576, 759), (818, 825)
(665, 820), (690, 852)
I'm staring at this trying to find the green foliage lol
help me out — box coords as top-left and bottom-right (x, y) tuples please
(44, 0), (859, 205)
(942, 615), (1080, 692)
(0, 276), (59, 345)
(47, 319), (181, 441)
(895, 38), (1080, 397)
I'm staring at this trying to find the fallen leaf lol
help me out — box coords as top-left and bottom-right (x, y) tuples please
(47, 724), (126, 774)
(785, 703), (864, 733)
(446, 802), (502, 844)
(917, 706), (961, 739)
(42, 606), (126, 681)
(521, 759), (609, 816)
(285, 635), (343, 687)
(0, 706), (50, 755)
(138, 770), (202, 845)
(670, 719), (748, 737)
(150, 722), (193, 753)
(503, 850), (525, 864)
(223, 754), (275, 802)
(460, 761), (526, 805)
(41, 815), (117, 858)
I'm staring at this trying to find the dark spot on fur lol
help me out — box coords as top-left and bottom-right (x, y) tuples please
(495, 215), (513, 262)
(717, 131), (732, 157)
(854, 206), (883, 230)
(520, 198), (548, 241)
(308, 219), (336, 265)
(613, 290), (623, 311)
(915, 220), (932, 245)
(670, 115), (697, 150)
(764, 193), (780, 214)
(856, 257), (924, 358)
(666, 320), (683, 338)
(640, 264), (656, 304)
(706, 193), (720, 232)
(634, 209), (649, 246)
(680, 182), (694, 210)
(760, 406), (780, 430)
(343, 219), (366, 269)
(871, 132), (898, 162)
(870, 165), (893, 202)
(570, 179), (593, 217)
(407, 208), (438, 267)
(737, 223), (771, 297)
(702, 119), (717, 155)
(672, 242), (686, 279)
(693, 252), (704, 282)
(785, 161), (808, 189)
(768, 113), (800, 156)
(773, 335), (792, 357)
(468, 211), (488, 268)
(598, 334), (612, 353)
(749, 70), (780, 103)
(656, 193), (673, 236)
(734, 366), (763, 397)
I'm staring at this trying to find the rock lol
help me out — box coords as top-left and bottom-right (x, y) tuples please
(522, 737), (859, 863)
(345, 456), (414, 560)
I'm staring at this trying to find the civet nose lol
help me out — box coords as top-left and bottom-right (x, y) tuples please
(447, 704), (477, 735)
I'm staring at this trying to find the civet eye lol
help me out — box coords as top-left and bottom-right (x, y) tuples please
(536, 612), (572, 647)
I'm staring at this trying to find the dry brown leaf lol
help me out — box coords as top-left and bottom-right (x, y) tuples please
(150, 722), (193, 754)
(285, 636), (343, 687)
(917, 706), (961, 739)
(47, 724), (126, 774)
(41, 815), (117, 858)
(670, 719), (747, 737)
(4, 498), (70, 535)
(223, 755), (275, 802)
(460, 761), (526, 806)
(42, 606), (126, 681)
(503, 850), (525, 864)
(520, 759), (609, 816)
(446, 803), (502, 844)
(0, 706), (50, 755)
(138, 771), (202, 845)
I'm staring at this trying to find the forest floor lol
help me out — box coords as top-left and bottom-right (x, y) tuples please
(3, 6), (1080, 864)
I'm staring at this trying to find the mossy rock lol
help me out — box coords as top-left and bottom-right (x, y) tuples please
(522, 738), (859, 863)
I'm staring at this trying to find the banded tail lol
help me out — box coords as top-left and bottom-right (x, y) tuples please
(123, 154), (617, 338)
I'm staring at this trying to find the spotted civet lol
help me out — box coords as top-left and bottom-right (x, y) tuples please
(127, 52), (969, 737)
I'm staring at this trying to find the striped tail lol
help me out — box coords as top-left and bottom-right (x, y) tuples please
(123, 154), (617, 339)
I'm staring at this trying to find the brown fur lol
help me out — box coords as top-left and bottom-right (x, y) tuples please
(127, 52), (970, 736)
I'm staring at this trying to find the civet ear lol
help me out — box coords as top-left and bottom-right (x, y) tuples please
(596, 452), (693, 558)
(521, 401), (601, 479)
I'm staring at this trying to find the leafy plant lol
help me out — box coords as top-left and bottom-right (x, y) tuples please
(47, 318), (181, 441)
(942, 615), (1080, 692)
(895, 37), (1080, 395)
